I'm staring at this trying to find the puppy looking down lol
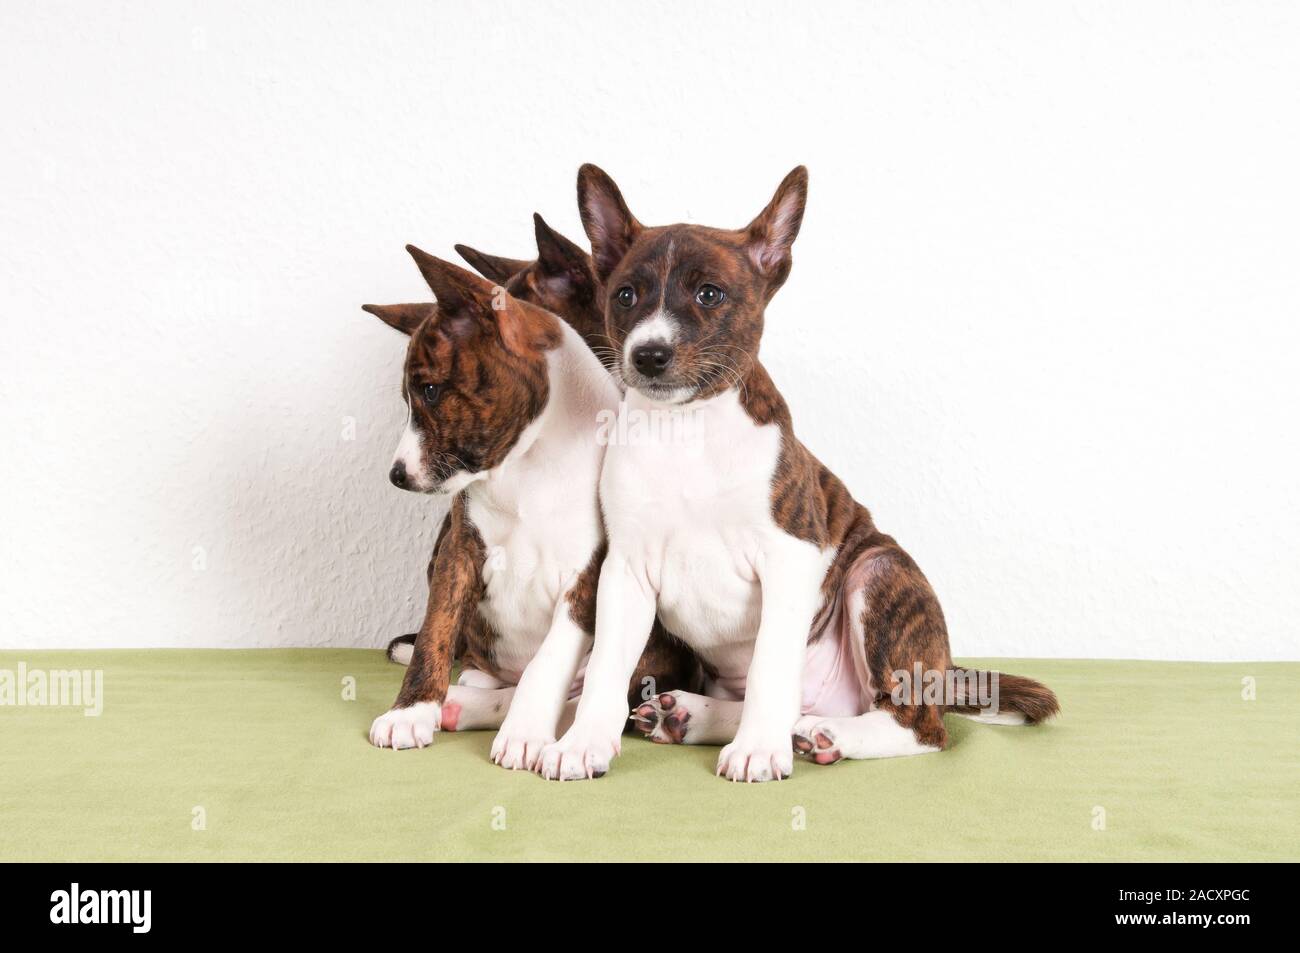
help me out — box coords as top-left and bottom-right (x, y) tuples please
(537, 165), (1058, 782)
(383, 213), (615, 664)
(363, 242), (695, 767)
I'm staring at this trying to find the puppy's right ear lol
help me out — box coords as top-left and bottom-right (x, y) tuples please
(361, 302), (433, 336)
(577, 164), (641, 281)
(453, 244), (530, 284)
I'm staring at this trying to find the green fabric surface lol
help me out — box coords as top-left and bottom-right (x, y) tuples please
(1, 650), (1295, 862)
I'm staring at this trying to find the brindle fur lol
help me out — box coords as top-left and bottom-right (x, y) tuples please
(368, 251), (560, 708)
(578, 164), (1058, 748)
(367, 241), (700, 714)
(394, 495), (485, 707)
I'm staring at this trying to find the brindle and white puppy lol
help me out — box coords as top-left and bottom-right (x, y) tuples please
(382, 213), (613, 666)
(364, 245), (695, 769)
(538, 166), (1058, 782)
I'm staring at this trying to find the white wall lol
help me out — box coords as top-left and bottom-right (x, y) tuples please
(2, 1), (1297, 660)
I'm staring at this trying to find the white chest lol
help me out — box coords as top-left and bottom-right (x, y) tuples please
(599, 391), (786, 660)
(468, 464), (601, 677)
(464, 335), (613, 676)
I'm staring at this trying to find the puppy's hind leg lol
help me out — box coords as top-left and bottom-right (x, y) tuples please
(456, 668), (507, 689)
(442, 685), (516, 732)
(793, 711), (941, 764)
(794, 541), (951, 765)
(631, 691), (743, 745)
(445, 687), (582, 736)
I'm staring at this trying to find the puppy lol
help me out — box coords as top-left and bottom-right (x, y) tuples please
(383, 213), (610, 668)
(364, 245), (695, 768)
(538, 166), (1058, 782)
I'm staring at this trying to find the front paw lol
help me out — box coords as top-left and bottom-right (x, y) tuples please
(490, 729), (554, 771)
(536, 733), (620, 781)
(369, 702), (441, 749)
(717, 734), (794, 782)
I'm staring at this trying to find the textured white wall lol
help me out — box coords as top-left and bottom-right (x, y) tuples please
(2, 1), (1297, 659)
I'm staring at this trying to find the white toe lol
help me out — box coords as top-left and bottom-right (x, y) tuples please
(368, 702), (442, 750)
(717, 736), (793, 782)
(537, 735), (618, 781)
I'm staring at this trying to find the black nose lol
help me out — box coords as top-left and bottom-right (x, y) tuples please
(389, 462), (407, 488)
(632, 344), (673, 378)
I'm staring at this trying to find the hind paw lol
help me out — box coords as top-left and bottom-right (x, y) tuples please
(792, 720), (842, 765)
(630, 691), (692, 744)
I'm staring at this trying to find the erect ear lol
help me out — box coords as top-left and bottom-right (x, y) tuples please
(361, 302), (434, 336)
(533, 213), (595, 292)
(743, 166), (808, 280)
(407, 245), (504, 340)
(406, 244), (500, 310)
(453, 244), (530, 284)
(576, 164), (642, 281)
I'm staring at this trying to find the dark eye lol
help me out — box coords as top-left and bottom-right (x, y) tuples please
(615, 285), (637, 308)
(421, 383), (441, 404)
(695, 284), (725, 308)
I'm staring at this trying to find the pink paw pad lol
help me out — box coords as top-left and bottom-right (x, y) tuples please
(793, 728), (842, 765)
(630, 692), (691, 744)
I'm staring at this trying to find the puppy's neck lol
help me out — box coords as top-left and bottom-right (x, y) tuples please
(468, 320), (618, 513)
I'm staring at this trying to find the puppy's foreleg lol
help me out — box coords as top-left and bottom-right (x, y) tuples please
(538, 554), (656, 780)
(369, 527), (480, 750)
(369, 617), (454, 749)
(490, 582), (591, 771)
(716, 544), (825, 782)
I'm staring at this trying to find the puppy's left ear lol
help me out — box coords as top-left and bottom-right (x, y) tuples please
(533, 213), (595, 293)
(743, 166), (808, 281)
(361, 302), (434, 336)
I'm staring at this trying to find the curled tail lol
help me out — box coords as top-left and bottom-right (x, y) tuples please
(386, 634), (416, 666)
(948, 667), (1059, 725)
